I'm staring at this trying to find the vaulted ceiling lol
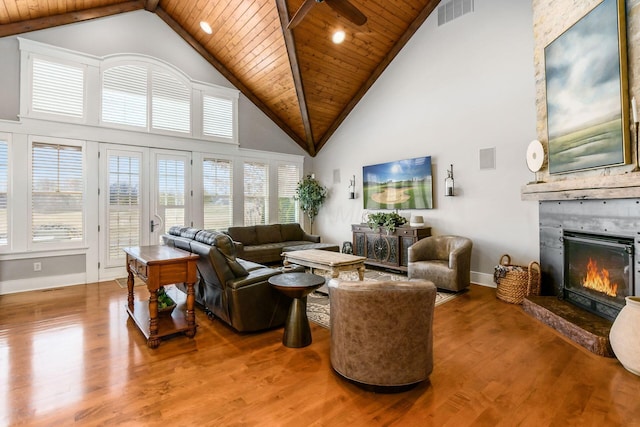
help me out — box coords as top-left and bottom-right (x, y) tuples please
(0, 0), (439, 156)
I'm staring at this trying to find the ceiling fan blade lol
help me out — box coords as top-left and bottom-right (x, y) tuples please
(287, 0), (317, 30)
(325, 0), (367, 26)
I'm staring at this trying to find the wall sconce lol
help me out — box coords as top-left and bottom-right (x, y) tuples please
(348, 175), (356, 199)
(445, 164), (454, 196)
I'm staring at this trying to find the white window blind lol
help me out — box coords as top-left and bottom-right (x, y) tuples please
(278, 164), (300, 224)
(203, 95), (233, 139)
(107, 154), (141, 266)
(31, 142), (84, 244)
(203, 158), (232, 231)
(152, 69), (191, 133)
(102, 65), (147, 128)
(244, 162), (269, 226)
(32, 57), (84, 118)
(157, 159), (186, 234)
(0, 140), (7, 246)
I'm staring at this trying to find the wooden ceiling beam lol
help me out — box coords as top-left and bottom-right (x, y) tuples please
(154, 7), (309, 154)
(315, 0), (440, 152)
(144, 0), (161, 12)
(275, 0), (316, 157)
(0, 1), (145, 38)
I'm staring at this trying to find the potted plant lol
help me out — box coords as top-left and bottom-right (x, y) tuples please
(295, 174), (327, 234)
(366, 211), (407, 234)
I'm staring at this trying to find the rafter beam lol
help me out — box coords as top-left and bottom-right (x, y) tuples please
(144, 0), (160, 12)
(155, 7), (308, 153)
(275, 0), (316, 156)
(315, 0), (440, 152)
(0, 1), (145, 38)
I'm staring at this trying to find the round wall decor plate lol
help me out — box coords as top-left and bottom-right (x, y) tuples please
(526, 140), (544, 172)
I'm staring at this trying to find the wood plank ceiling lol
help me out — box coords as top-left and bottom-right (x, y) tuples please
(0, 0), (440, 156)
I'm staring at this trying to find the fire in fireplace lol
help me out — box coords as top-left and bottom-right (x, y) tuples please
(563, 231), (634, 321)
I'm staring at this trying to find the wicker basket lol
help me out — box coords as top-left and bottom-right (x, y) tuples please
(494, 254), (541, 304)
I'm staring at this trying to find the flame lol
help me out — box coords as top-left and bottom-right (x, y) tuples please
(581, 258), (618, 297)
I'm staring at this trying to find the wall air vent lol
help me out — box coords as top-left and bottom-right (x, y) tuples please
(437, 0), (474, 26)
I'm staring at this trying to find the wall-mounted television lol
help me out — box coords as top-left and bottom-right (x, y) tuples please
(363, 156), (433, 210)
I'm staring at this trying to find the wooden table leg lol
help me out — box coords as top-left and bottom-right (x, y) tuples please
(185, 281), (197, 338)
(358, 264), (365, 281)
(127, 268), (135, 310)
(147, 289), (160, 348)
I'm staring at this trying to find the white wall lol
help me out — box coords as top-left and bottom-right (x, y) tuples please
(0, 10), (307, 158)
(313, 0), (539, 285)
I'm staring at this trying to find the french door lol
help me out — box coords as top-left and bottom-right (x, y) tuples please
(98, 144), (191, 280)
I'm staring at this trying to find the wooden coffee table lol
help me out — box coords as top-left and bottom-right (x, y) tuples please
(282, 249), (366, 281)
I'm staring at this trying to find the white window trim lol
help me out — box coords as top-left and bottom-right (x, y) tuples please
(0, 133), (11, 253)
(19, 38), (239, 145)
(28, 135), (87, 251)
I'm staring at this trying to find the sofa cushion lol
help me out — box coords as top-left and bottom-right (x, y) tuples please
(195, 230), (249, 278)
(180, 227), (202, 240)
(168, 225), (191, 237)
(226, 226), (257, 245)
(280, 223), (304, 241)
(255, 224), (282, 244)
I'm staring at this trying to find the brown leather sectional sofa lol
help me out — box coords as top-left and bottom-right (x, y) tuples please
(163, 226), (304, 332)
(225, 223), (324, 264)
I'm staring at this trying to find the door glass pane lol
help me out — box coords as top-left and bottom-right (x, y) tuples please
(0, 140), (7, 246)
(157, 158), (185, 238)
(244, 162), (268, 226)
(203, 158), (232, 231)
(278, 164), (299, 223)
(107, 154), (140, 266)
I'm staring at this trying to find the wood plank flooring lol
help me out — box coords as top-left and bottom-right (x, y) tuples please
(1, 282), (639, 426)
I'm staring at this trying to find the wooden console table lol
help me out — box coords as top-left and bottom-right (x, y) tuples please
(123, 245), (199, 348)
(352, 224), (431, 272)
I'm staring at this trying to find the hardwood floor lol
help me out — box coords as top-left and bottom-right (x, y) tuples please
(1, 282), (639, 426)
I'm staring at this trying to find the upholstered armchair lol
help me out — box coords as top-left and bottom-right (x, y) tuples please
(407, 235), (473, 292)
(328, 279), (437, 391)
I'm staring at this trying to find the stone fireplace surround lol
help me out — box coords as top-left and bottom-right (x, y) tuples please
(521, 175), (640, 357)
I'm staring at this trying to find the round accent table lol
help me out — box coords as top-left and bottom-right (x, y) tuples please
(268, 272), (325, 348)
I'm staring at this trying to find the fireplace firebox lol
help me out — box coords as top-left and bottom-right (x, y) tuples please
(563, 231), (634, 321)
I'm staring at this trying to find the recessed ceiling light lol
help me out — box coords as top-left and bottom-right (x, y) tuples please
(200, 21), (213, 35)
(332, 30), (346, 44)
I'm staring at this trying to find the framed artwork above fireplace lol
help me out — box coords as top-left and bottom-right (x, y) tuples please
(544, 0), (630, 174)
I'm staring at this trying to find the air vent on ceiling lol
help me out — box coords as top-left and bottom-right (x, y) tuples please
(437, 0), (474, 26)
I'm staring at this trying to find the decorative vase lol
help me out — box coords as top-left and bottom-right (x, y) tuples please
(610, 296), (640, 376)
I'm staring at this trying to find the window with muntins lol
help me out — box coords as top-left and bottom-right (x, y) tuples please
(203, 158), (232, 231)
(0, 140), (8, 247)
(31, 57), (84, 118)
(278, 164), (300, 224)
(31, 142), (84, 245)
(244, 162), (269, 226)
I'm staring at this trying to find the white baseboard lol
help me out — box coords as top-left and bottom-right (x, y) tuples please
(0, 273), (87, 295)
(472, 271), (496, 288)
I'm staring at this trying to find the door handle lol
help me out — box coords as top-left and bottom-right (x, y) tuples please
(150, 214), (164, 233)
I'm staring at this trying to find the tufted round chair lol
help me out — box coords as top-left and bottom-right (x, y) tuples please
(407, 235), (473, 292)
(328, 278), (437, 391)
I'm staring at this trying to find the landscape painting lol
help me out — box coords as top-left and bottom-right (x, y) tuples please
(544, 0), (629, 174)
(363, 156), (433, 210)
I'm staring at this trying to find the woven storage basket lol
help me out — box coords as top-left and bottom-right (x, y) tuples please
(494, 254), (541, 304)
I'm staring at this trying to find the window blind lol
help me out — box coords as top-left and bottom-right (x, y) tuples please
(278, 164), (300, 224)
(0, 141), (7, 246)
(107, 154), (141, 265)
(244, 162), (269, 226)
(31, 142), (84, 243)
(102, 65), (148, 128)
(32, 57), (84, 118)
(203, 158), (233, 231)
(157, 158), (186, 237)
(203, 95), (233, 139)
(151, 69), (191, 133)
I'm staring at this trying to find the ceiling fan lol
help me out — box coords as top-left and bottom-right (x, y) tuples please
(287, 0), (367, 30)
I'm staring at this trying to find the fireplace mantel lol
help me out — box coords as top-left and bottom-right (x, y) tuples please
(521, 172), (640, 201)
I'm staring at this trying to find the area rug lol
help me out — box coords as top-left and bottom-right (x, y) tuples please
(115, 277), (146, 288)
(306, 269), (460, 329)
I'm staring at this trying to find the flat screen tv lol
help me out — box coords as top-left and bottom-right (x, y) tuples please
(363, 156), (433, 210)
